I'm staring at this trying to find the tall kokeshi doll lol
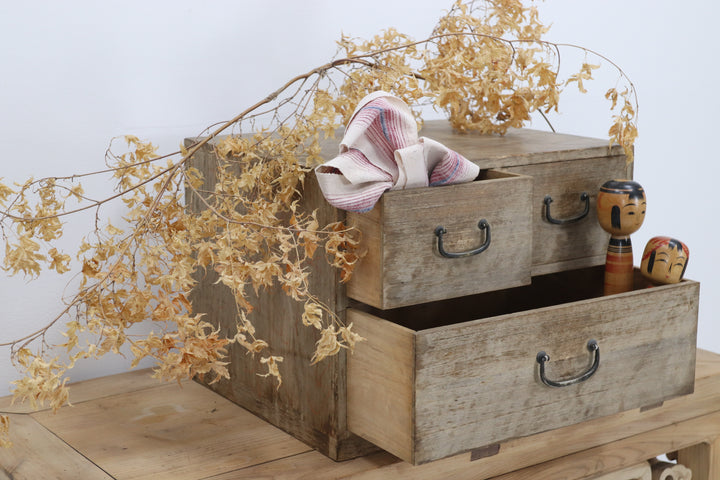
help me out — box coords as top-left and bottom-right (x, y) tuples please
(597, 179), (646, 295)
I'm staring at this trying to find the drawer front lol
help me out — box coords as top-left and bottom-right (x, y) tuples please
(347, 272), (699, 464)
(502, 155), (631, 276)
(346, 171), (533, 309)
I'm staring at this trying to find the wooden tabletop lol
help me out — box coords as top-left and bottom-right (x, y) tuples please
(1, 349), (720, 480)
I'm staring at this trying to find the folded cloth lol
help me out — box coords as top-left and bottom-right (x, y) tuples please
(314, 91), (480, 213)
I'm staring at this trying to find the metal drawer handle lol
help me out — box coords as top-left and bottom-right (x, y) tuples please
(543, 192), (589, 225)
(434, 219), (491, 258)
(536, 340), (599, 388)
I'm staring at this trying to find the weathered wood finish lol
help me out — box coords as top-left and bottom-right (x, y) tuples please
(347, 267), (699, 464)
(499, 155), (631, 276)
(347, 170), (533, 309)
(240, 349), (717, 479)
(185, 125), (692, 465)
(346, 310), (415, 462)
(324, 121), (631, 280)
(416, 121), (626, 169)
(3, 351), (720, 479)
(185, 140), (375, 460)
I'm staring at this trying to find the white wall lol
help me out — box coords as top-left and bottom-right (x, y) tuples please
(0, 1), (717, 395)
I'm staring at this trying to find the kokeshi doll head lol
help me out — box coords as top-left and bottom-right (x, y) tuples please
(597, 179), (646, 236)
(641, 236), (689, 284)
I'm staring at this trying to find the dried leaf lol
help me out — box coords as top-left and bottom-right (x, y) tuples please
(302, 301), (323, 330)
(311, 326), (342, 364)
(0, 415), (11, 448)
(258, 356), (283, 389)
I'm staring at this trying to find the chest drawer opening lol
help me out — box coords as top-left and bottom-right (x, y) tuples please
(347, 266), (699, 464)
(350, 266), (663, 331)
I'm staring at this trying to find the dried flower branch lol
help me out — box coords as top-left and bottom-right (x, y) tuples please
(0, 0), (637, 446)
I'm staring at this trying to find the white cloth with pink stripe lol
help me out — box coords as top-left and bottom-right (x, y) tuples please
(314, 91), (480, 212)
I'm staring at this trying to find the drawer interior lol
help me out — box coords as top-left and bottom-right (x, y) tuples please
(349, 265), (662, 331)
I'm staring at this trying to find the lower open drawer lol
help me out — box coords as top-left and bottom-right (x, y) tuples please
(346, 266), (699, 464)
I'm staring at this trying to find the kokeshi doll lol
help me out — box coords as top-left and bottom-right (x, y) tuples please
(597, 179), (646, 295)
(641, 236), (689, 284)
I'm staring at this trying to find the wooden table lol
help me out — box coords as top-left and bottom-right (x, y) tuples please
(1, 349), (719, 480)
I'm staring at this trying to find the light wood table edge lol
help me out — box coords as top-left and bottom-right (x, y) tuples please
(191, 349), (720, 480)
(0, 368), (173, 414)
(485, 411), (720, 480)
(2, 351), (718, 480)
(0, 413), (112, 479)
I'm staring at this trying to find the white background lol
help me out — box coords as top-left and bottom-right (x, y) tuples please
(0, 1), (717, 395)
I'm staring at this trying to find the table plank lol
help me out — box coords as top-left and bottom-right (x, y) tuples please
(32, 381), (312, 480)
(226, 349), (720, 480)
(2, 349), (718, 480)
(0, 368), (167, 414)
(204, 451), (397, 480)
(487, 410), (720, 480)
(0, 413), (112, 480)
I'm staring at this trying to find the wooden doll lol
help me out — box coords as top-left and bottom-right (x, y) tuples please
(597, 179), (646, 295)
(640, 236), (689, 284)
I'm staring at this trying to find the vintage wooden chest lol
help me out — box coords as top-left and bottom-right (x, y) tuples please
(347, 267), (698, 464)
(187, 122), (699, 464)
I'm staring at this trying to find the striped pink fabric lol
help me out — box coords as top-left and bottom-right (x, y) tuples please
(315, 92), (479, 213)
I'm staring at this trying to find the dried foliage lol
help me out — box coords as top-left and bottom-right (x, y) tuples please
(0, 0), (637, 445)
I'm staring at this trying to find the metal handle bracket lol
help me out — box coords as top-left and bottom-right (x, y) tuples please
(536, 339), (600, 388)
(544, 192), (590, 225)
(434, 219), (491, 258)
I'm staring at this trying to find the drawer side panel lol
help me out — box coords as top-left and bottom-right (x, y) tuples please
(413, 281), (699, 464)
(347, 309), (416, 463)
(346, 203), (384, 306)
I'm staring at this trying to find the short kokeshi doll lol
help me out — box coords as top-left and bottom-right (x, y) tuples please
(641, 236), (689, 284)
(597, 179), (646, 295)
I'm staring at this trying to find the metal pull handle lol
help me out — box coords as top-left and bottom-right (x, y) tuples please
(543, 192), (590, 225)
(536, 340), (600, 388)
(434, 219), (490, 258)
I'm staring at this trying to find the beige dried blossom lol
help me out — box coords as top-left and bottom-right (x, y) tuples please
(0, 0), (637, 433)
(0, 415), (10, 448)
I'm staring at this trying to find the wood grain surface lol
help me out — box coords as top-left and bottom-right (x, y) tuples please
(186, 124), (635, 460)
(185, 141), (375, 460)
(1, 350), (719, 479)
(500, 155), (630, 275)
(347, 267), (699, 464)
(347, 170), (533, 309)
(32, 381), (311, 480)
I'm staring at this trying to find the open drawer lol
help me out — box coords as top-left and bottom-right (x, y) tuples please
(347, 266), (699, 464)
(346, 170), (533, 309)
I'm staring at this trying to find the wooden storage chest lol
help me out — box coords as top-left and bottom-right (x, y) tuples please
(187, 122), (699, 464)
(347, 267), (699, 464)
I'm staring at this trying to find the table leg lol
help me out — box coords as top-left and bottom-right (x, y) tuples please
(676, 436), (720, 480)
